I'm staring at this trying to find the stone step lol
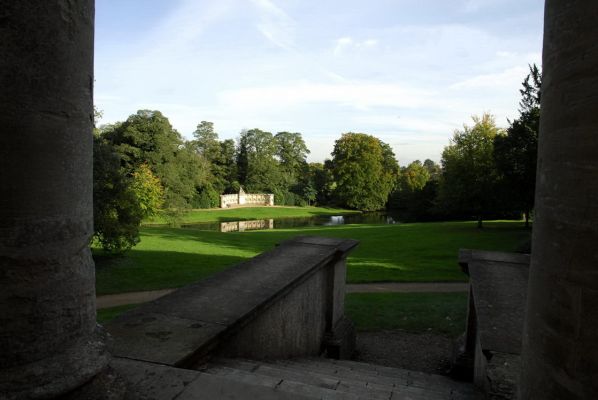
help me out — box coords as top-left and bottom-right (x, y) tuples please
(207, 358), (479, 400)
(283, 358), (475, 396)
(203, 366), (364, 399)
(276, 359), (468, 398)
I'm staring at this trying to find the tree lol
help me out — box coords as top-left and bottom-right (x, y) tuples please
(439, 114), (502, 228)
(236, 129), (281, 193)
(93, 135), (165, 253)
(130, 163), (164, 218)
(192, 121), (220, 158)
(494, 65), (542, 227)
(402, 160), (430, 192)
(423, 159), (441, 181)
(389, 160), (437, 218)
(101, 110), (210, 209)
(274, 131), (311, 204)
(274, 131), (309, 178)
(330, 133), (398, 211)
(219, 139), (238, 192)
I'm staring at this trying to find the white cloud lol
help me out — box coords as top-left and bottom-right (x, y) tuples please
(218, 81), (437, 111)
(333, 37), (353, 55)
(251, 0), (296, 49)
(449, 66), (528, 90)
(333, 37), (378, 55)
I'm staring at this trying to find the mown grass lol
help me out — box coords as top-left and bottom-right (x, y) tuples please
(98, 292), (468, 337)
(95, 220), (529, 295)
(96, 304), (139, 323)
(144, 206), (360, 225)
(345, 292), (468, 337)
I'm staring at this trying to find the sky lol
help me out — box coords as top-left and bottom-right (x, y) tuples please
(95, 0), (544, 165)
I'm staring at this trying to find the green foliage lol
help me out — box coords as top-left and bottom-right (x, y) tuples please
(192, 185), (220, 209)
(389, 160), (439, 219)
(402, 160), (430, 192)
(494, 65), (542, 226)
(130, 164), (164, 218)
(439, 114), (503, 227)
(330, 133), (398, 211)
(101, 110), (210, 209)
(518, 64), (541, 114)
(93, 137), (144, 253)
(237, 128), (281, 192)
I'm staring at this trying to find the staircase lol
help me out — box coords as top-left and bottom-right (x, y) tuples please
(197, 357), (479, 399)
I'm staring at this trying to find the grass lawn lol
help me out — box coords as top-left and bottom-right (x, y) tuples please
(96, 304), (138, 324)
(97, 292), (468, 338)
(95, 220), (529, 295)
(345, 292), (468, 337)
(144, 206), (360, 225)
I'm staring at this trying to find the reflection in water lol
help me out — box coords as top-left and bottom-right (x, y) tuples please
(220, 219), (274, 232)
(179, 211), (400, 232)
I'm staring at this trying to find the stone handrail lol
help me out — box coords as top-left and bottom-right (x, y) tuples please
(105, 236), (358, 368)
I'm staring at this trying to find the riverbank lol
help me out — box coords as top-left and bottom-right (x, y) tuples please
(143, 206), (361, 225)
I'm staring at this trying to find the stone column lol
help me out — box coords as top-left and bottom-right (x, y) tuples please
(519, 1), (598, 398)
(0, 2), (108, 399)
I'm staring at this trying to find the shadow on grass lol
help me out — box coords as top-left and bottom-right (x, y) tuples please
(346, 292), (468, 337)
(95, 250), (247, 295)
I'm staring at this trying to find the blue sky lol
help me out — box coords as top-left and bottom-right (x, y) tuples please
(95, 0), (544, 164)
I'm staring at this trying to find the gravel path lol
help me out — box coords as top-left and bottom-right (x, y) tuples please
(96, 282), (468, 309)
(354, 330), (455, 375)
(346, 282), (467, 293)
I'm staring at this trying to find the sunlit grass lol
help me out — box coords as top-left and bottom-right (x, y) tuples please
(95, 220), (530, 295)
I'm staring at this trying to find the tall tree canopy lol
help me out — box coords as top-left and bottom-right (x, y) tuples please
(101, 110), (209, 208)
(439, 114), (503, 228)
(330, 133), (398, 211)
(236, 129), (280, 192)
(494, 64), (542, 227)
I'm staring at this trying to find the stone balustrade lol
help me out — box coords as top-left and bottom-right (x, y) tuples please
(105, 236), (358, 368)
(220, 192), (274, 208)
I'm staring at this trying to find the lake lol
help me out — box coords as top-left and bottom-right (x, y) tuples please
(180, 212), (401, 232)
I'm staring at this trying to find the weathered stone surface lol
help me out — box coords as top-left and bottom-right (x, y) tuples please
(486, 352), (520, 400)
(177, 373), (312, 400)
(105, 237), (358, 367)
(0, 1), (107, 398)
(215, 266), (328, 360)
(107, 312), (227, 366)
(519, 2), (598, 398)
(467, 257), (529, 354)
(206, 357), (477, 400)
(111, 358), (201, 400)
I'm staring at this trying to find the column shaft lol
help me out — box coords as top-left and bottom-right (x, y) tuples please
(520, 1), (598, 398)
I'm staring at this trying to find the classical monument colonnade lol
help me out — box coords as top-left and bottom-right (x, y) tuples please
(0, 1), (597, 398)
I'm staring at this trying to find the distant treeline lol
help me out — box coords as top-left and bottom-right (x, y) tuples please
(93, 65), (540, 252)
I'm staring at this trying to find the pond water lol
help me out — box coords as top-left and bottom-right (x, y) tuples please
(179, 211), (401, 232)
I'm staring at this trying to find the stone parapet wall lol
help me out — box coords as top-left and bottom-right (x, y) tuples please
(105, 236), (359, 367)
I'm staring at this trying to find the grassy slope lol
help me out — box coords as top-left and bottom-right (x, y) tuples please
(144, 206), (359, 224)
(95, 220), (529, 295)
(345, 292), (468, 337)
